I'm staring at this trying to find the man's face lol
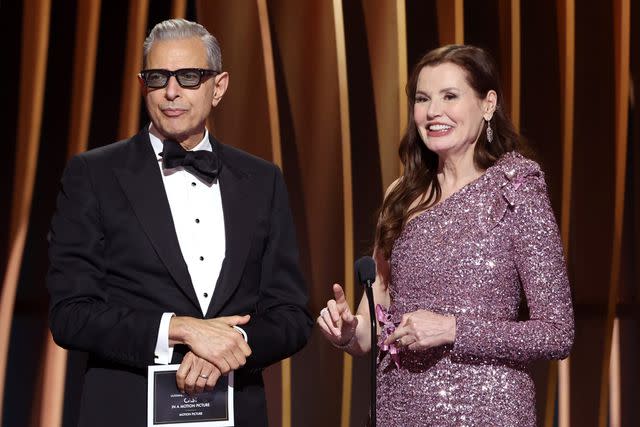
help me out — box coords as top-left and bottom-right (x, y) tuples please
(141, 37), (228, 149)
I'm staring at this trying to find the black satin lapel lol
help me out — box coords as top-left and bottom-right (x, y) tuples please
(207, 156), (256, 317)
(114, 132), (200, 310)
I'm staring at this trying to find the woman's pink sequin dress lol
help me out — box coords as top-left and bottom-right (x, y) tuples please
(376, 152), (574, 426)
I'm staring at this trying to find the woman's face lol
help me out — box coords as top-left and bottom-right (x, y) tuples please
(413, 63), (493, 157)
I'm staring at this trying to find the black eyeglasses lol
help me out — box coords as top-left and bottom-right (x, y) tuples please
(139, 68), (219, 89)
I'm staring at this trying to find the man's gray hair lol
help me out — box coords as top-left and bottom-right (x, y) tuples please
(143, 18), (222, 71)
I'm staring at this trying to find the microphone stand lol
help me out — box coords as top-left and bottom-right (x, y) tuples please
(364, 280), (376, 427)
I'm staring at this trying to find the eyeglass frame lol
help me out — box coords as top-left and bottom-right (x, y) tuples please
(138, 68), (220, 89)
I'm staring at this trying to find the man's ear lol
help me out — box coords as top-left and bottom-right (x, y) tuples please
(483, 90), (497, 121)
(211, 72), (229, 107)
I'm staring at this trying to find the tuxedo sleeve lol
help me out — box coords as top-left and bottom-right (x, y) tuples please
(47, 155), (162, 368)
(241, 167), (313, 370)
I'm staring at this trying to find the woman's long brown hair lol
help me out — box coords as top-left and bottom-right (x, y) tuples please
(375, 45), (522, 259)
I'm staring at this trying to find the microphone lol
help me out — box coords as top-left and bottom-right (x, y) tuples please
(355, 256), (377, 427)
(355, 256), (376, 288)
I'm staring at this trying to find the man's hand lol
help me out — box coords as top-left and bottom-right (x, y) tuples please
(176, 351), (221, 395)
(170, 315), (252, 373)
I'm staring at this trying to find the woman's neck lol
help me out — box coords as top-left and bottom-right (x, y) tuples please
(437, 149), (483, 192)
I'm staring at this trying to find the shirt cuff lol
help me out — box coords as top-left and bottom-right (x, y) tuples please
(154, 312), (176, 364)
(233, 326), (248, 342)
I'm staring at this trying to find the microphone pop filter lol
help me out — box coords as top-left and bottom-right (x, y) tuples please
(355, 256), (376, 286)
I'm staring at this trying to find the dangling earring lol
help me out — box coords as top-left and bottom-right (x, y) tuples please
(485, 118), (494, 143)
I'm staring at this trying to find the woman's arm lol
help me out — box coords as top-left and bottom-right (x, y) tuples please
(317, 254), (391, 356)
(451, 171), (575, 363)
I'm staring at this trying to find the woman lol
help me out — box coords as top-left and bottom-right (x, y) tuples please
(318, 45), (574, 426)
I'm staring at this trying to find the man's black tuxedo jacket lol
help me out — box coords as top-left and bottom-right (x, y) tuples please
(47, 129), (313, 426)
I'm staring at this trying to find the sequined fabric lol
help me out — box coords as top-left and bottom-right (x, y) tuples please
(377, 152), (574, 426)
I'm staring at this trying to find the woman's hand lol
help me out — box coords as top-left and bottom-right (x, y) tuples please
(317, 284), (358, 346)
(385, 310), (456, 351)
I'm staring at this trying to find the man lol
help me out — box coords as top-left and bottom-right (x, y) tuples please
(47, 18), (312, 426)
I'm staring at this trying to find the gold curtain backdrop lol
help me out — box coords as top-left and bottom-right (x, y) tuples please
(1, 0), (638, 426)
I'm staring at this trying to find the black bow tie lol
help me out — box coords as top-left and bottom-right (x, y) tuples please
(160, 139), (220, 184)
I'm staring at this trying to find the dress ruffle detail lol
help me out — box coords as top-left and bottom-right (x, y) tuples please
(485, 152), (541, 231)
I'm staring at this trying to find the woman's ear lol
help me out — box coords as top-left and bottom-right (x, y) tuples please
(483, 90), (497, 121)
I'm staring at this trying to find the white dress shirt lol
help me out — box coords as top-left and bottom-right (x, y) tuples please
(149, 127), (226, 364)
